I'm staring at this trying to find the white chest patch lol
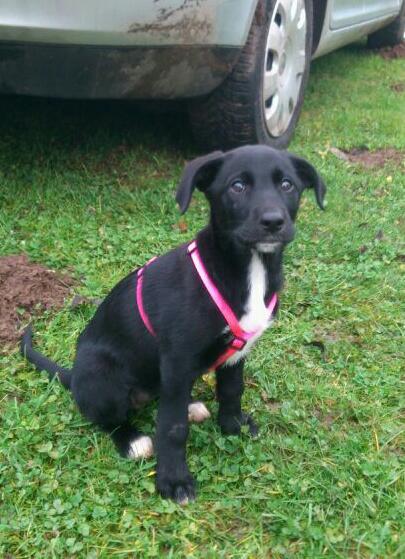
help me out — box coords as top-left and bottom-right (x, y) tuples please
(224, 252), (274, 366)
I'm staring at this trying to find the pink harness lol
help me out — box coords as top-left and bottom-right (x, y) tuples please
(136, 240), (278, 370)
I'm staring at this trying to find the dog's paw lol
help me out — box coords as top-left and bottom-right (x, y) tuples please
(218, 412), (259, 437)
(188, 401), (211, 423)
(128, 436), (154, 460)
(156, 468), (196, 505)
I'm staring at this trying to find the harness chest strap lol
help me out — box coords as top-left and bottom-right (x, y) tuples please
(136, 241), (278, 369)
(187, 241), (278, 369)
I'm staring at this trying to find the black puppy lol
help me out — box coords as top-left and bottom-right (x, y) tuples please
(21, 145), (325, 504)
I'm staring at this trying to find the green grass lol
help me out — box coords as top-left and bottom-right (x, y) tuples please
(1, 42), (404, 558)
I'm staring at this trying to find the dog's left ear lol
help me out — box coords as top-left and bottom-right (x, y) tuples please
(289, 154), (326, 210)
(176, 151), (224, 214)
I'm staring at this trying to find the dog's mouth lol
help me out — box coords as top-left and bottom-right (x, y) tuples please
(255, 241), (282, 253)
(236, 230), (295, 251)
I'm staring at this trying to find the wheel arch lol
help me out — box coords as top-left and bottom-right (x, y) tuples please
(311, 0), (328, 54)
(240, 0), (326, 55)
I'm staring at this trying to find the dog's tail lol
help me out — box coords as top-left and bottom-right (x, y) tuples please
(20, 325), (72, 389)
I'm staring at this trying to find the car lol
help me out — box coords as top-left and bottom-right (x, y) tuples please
(0, 0), (403, 149)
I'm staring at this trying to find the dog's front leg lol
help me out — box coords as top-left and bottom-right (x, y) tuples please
(216, 360), (258, 437)
(155, 356), (196, 504)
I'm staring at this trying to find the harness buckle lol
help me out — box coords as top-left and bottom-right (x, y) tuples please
(230, 337), (247, 351)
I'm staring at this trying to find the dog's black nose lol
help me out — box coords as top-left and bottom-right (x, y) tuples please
(260, 210), (285, 232)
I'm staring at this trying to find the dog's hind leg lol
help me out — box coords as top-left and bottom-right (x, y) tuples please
(71, 344), (154, 460)
(110, 423), (154, 460)
(84, 403), (154, 460)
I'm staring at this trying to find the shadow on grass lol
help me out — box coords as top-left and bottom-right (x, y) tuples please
(0, 95), (196, 168)
(0, 39), (387, 172)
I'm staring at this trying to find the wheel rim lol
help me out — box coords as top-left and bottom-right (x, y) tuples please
(262, 0), (307, 137)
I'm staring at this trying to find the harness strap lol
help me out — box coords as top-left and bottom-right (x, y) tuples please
(136, 256), (157, 336)
(136, 241), (278, 370)
(266, 292), (278, 317)
(187, 240), (278, 339)
(187, 241), (248, 343)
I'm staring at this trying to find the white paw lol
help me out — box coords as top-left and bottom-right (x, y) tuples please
(188, 401), (211, 423)
(128, 436), (154, 460)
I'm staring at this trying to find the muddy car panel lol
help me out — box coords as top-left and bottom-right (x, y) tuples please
(0, 0), (258, 47)
(0, 0), (258, 98)
(0, 0), (402, 99)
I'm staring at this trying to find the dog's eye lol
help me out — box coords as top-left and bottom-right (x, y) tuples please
(281, 179), (294, 193)
(230, 180), (247, 194)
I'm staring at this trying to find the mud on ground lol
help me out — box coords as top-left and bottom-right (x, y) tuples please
(378, 42), (405, 60)
(0, 254), (74, 350)
(330, 146), (404, 168)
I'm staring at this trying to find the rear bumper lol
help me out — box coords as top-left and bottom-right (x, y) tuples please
(0, 42), (240, 99)
(0, 0), (258, 99)
(0, 1), (257, 47)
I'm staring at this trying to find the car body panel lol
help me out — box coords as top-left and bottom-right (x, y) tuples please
(0, 0), (402, 98)
(330, 0), (400, 30)
(330, 0), (366, 29)
(0, 0), (257, 47)
(0, 43), (239, 99)
(313, 0), (400, 58)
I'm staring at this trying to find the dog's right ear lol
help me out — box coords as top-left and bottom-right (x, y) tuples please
(176, 151), (224, 214)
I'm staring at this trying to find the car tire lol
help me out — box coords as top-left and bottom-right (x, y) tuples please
(189, 0), (313, 150)
(367, 0), (405, 48)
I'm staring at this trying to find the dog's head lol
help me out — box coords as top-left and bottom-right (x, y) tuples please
(176, 145), (326, 253)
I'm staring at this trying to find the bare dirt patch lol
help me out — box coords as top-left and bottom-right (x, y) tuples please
(378, 42), (405, 60)
(390, 82), (405, 93)
(0, 254), (74, 350)
(313, 409), (337, 428)
(261, 392), (282, 412)
(330, 146), (404, 168)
